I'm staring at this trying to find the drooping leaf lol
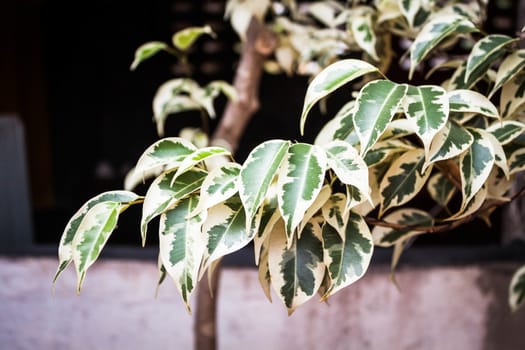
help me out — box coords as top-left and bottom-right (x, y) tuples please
(300, 59), (379, 134)
(459, 129), (495, 208)
(172, 146), (231, 184)
(277, 143), (327, 243)
(141, 168), (207, 245)
(481, 129), (509, 178)
(130, 41), (169, 71)
(501, 73), (525, 118)
(427, 173), (455, 207)
(193, 80), (237, 118)
(53, 191), (139, 286)
(490, 49), (525, 97)
(409, 15), (478, 79)
(239, 140), (290, 222)
(298, 185), (331, 237)
(509, 265), (525, 312)
(159, 194), (205, 311)
(253, 186), (281, 265)
(446, 185), (487, 220)
(350, 12), (379, 61)
(191, 162), (241, 216)
(345, 185), (367, 212)
(399, 0), (431, 28)
(72, 201), (122, 293)
(268, 219), (325, 314)
(258, 233), (273, 302)
(321, 193), (348, 240)
(364, 139), (414, 167)
(322, 212), (373, 298)
(353, 80), (408, 156)
(403, 85), (449, 154)
(379, 148), (432, 216)
(133, 138), (197, 180)
(172, 25), (215, 51)
(464, 35), (516, 86)
(381, 119), (418, 140)
(155, 255), (167, 298)
(323, 140), (370, 201)
(201, 194), (251, 271)
(448, 89), (499, 119)
(509, 148), (525, 175)
(372, 208), (433, 247)
(331, 100), (360, 145)
(487, 121), (525, 145)
(427, 121), (474, 167)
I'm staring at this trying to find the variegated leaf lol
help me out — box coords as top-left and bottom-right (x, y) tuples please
(403, 85), (449, 154)
(300, 59), (379, 134)
(72, 201), (122, 293)
(321, 193), (349, 239)
(350, 12), (379, 61)
(427, 173), (455, 207)
(193, 80), (237, 118)
(323, 140), (370, 201)
(253, 186), (280, 265)
(487, 121), (525, 145)
(409, 15), (478, 79)
(399, 0), (431, 28)
(277, 143), (327, 243)
(481, 129), (509, 178)
(159, 194), (205, 311)
(298, 185), (331, 237)
(465, 35), (517, 86)
(381, 119), (418, 140)
(155, 255), (167, 298)
(487, 168), (513, 200)
(322, 212), (373, 298)
(379, 148), (432, 216)
(332, 101), (360, 145)
(364, 140), (414, 167)
(448, 90), (499, 119)
(460, 129), (495, 208)
(239, 140), (290, 222)
(191, 162), (241, 216)
(130, 41), (169, 71)
(258, 234), (273, 302)
(172, 25), (214, 51)
(171, 146), (231, 184)
(509, 148), (525, 175)
(353, 80), (408, 156)
(141, 168), (207, 245)
(509, 265), (525, 312)
(53, 191), (139, 286)
(446, 185), (487, 220)
(201, 194), (251, 271)
(501, 73), (525, 118)
(427, 121), (474, 167)
(134, 138), (197, 179)
(372, 208), (433, 247)
(268, 219), (325, 314)
(490, 49), (525, 97)
(345, 185), (367, 212)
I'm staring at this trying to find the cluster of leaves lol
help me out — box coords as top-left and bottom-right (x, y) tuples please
(54, 0), (525, 314)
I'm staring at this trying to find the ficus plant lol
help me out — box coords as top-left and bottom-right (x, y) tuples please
(53, 0), (525, 319)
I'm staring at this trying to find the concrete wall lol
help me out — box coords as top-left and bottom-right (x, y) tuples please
(1, 257), (524, 350)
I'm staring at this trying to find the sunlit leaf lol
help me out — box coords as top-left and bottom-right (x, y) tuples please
(172, 25), (215, 51)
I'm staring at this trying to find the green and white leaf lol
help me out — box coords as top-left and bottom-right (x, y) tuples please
(364, 139), (414, 167)
(381, 119), (418, 140)
(191, 162), (241, 216)
(172, 25), (214, 51)
(268, 219), (325, 314)
(490, 49), (525, 97)
(130, 41), (169, 71)
(201, 194), (251, 272)
(372, 208), (433, 247)
(509, 265), (525, 312)
(350, 12), (379, 61)
(155, 255), (167, 298)
(427, 121), (474, 167)
(239, 140), (290, 222)
(321, 193), (349, 239)
(448, 90), (499, 119)
(298, 185), (331, 237)
(353, 80), (408, 156)
(193, 80), (237, 118)
(323, 140), (370, 202)
(133, 137), (197, 180)
(487, 121), (525, 145)
(141, 168), (207, 245)
(54, 191), (139, 286)
(314, 101), (357, 146)
(258, 235), (273, 302)
(345, 185), (367, 212)
(172, 146), (231, 184)
(379, 148), (432, 216)
(501, 73), (525, 119)
(403, 85), (449, 154)
(322, 212), (373, 298)
(509, 148), (525, 175)
(427, 173), (455, 207)
(300, 59), (379, 134)
(481, 129), (509, 178)
(399, 0), (431, 28)
(446, 185), (487, 220)
(465, 35), (516, 86)
(159, 195), (205, 311)
(253, 186), (280, 265)
(72, 201), (122, 293)
(277, 143), (327, 243)
(459, 129), (495, 209)
(409, 15), (478, 79)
